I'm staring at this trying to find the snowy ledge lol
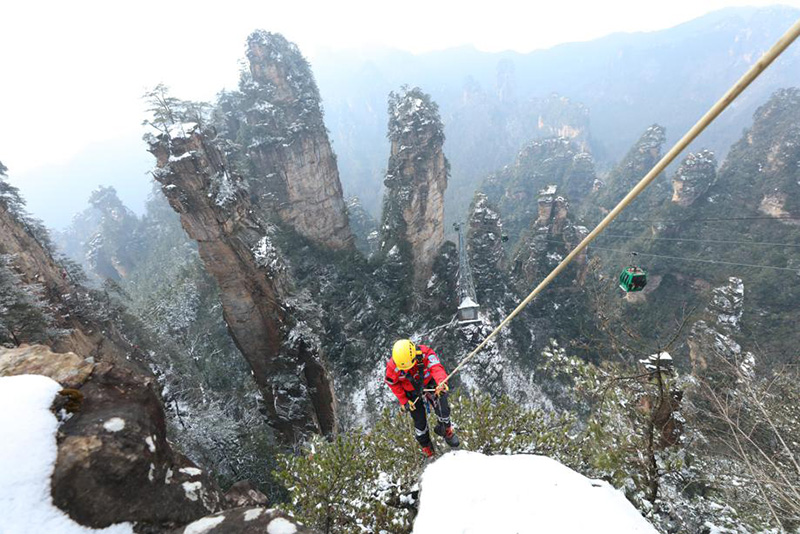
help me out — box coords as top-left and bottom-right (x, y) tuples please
(0, 375), (133, 534)
(413, 451), (657, 534)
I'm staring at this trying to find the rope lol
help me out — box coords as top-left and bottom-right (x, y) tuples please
(439, 18), (800, 388)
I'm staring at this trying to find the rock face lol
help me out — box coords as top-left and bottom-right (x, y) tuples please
(671, 150), (716, 207)
(582, 124), (669, 225)
(481, 137), (595, 248)
(0, 344), (92, 388)
(511, 186), (588, 290)
(51, 361), (223, 528)
(147, 123), (336, 441)
(171, 507), (320, 534)
(223, 481), (269, 508)
(467, 193), (509, 305)
(688, 277), (753, 377)
(381, 86), (448, 288)
(239, 31), (353, 250)
(84, 186), (141, 281)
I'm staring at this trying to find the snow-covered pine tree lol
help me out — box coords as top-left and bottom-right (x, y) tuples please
(0, 255), (62, 346)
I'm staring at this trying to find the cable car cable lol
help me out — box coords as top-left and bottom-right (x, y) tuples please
(610, 215), (800, 224)
(597, 233), (800, 249)
(584, 244), (800, 273)
(542, 238), (799, 272)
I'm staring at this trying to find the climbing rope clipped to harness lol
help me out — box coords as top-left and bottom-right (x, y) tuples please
(437, 17), (800, 388)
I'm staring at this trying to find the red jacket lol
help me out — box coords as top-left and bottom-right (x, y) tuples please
(384, 344), (447, 406)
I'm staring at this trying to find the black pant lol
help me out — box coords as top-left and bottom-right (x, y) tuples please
(407, 386), (451, 447)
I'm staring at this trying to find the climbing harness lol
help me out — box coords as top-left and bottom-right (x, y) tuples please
(437, 17), (800, 388)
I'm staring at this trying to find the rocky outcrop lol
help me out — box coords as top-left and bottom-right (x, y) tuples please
(346, 196), (379, 256)
(688, 277), (754, 378)
(467, 193), (509, 305)
(147, 123), (336, 441)
(671, 150), (716, 207)
(51, 360), (223, 529)
(223, 481), (269, 508)
(535, 188), (569, 235)
(171, 507), (320, 534)
(0, 344), (92, 388)
(511, 186), (587, 290)
(237, 31), (353, 250)
(1, 341), (224, 531)
(534, 94), (591, 151)
(380, 86), (448, 289)
(481, 137), (595, 248)
(585, 124), (668, 223)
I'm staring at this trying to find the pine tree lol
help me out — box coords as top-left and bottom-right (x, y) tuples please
(0, 255), (61, 346)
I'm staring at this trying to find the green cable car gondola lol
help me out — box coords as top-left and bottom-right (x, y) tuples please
(619, 253), (647, 292)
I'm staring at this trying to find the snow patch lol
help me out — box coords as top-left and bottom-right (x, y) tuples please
(253, 235), (283, 272)
(168, 122), (198, 139)
(539, 184), (558, 196)
(168, 151), (193, 163)
(180, 467), (203, 477)
(458, 296), (478, 309)
(0, 375), (133, 534)
(145, 435), (156, 453)
(183, 515), (225, 534)
(183, 481), (203, 501)
(244, 507), (264, 521)
(103, 417), (126, 432)
(267, 517), (298, 534)
(413, 451), (657, 534)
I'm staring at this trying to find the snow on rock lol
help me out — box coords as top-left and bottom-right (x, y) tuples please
(244, 507), (264, 521)
(180, 467), (203, 477)
(267, 517), (298, 534)
(183, 481), (204, 501)
(168, 122), (199, 139)
(413, 451), (657, 534)
(170, 507), (313, 534)
(0, 375), (133, 534)
(183, 515), (226, 534)
(103, 417), (126, 432)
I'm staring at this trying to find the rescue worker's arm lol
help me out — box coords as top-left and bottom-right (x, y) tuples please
(385, 364), (410, 405)
(420, 345), (448, 384)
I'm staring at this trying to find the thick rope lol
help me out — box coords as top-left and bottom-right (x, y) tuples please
(439, 17), (800, 387)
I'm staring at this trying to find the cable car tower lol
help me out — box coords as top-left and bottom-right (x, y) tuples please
(453, 222), (481, 324)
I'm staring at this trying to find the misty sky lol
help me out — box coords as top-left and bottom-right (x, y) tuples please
(2, 0), (799, 227)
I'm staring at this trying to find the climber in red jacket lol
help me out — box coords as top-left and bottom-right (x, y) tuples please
(385, 339), (460, 457)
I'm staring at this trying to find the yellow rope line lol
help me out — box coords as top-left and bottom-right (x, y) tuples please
(440, 17), (800, 387)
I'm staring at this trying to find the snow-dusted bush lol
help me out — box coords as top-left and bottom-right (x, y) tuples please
(276, 392), (575, 534)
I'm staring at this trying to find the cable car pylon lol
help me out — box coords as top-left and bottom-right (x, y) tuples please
(454, 222), (481, 324)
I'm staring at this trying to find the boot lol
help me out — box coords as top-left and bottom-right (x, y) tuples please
(421, 444), (435, 458)
(434, 422), (460, 448)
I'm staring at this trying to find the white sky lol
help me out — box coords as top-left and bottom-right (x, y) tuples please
(1, 0), (799, 222)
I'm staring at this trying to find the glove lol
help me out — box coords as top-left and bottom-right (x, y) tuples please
(435, 382), (449, 396)
(404, 399), (417, 412)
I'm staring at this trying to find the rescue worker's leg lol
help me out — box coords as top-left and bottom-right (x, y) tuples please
(407, 393), (433, 451)
(431, 390), (451, 427)
(430, 384), (460, 448)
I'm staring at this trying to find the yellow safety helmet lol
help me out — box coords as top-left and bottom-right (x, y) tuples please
(392, 339), (419, 371)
